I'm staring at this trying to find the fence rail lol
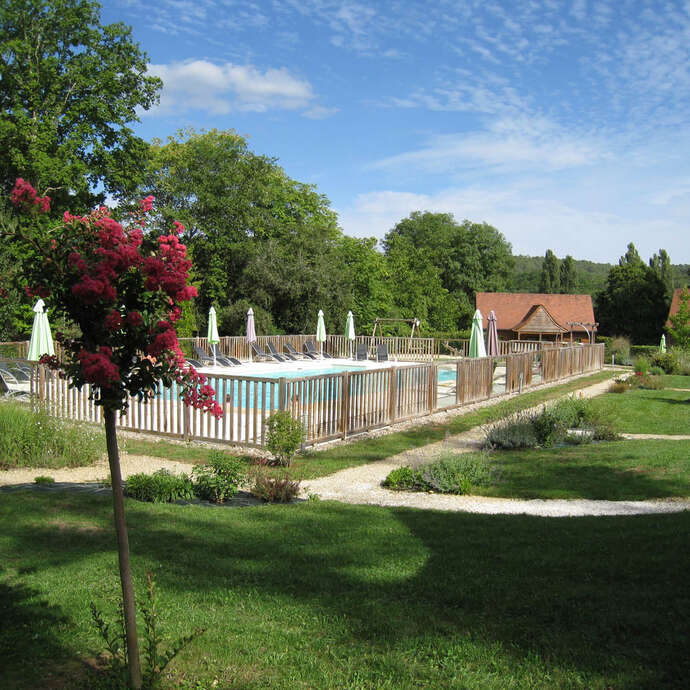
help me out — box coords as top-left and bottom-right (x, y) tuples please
(19, 344), (605, 448)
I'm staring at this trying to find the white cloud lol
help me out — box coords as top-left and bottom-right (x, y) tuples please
(147, 60), (314, 114)
(302, 105), (339, 119)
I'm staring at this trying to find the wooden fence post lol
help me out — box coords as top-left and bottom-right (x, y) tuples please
(388, 367), (398, 423)
(341, 371), (350, 439)
(427, 364), (437, 412)
(278, 377), (287, 411)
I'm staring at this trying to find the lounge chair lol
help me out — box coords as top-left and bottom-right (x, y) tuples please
(252, 342), (286, 362)
(355, 343), (369, 361)
(376, 344), (389, 362)
(210, 344), (242, 366)
(0, 369), (30, 398)
(305, 340), (332, 359)
(285, 343), (315, 360)
(193, 346), (214, 364)
(267, 342), (296, 361)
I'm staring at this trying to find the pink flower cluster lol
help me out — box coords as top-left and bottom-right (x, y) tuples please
(11, 178), (50, 214)
(178, 365), (223, 418)
(78, 347), (121, 387)
(139, 195), (154, 212)
(142, 227), (197, 302)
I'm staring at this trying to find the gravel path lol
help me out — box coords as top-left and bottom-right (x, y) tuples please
(303, 378), (690, 517)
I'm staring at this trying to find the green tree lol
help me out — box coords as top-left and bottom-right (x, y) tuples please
(559, 255), (577, 293)
(668, 288), (690, 348)
(597, 249), (668, 344)
(539, 249), (560, 293)
(649, 248), (673, 301)
(619, 242), (642, 266)
(0, 0), (161, 210)
(383, 211), (513, 329)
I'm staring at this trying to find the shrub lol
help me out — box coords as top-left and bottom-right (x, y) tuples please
(420, 453), (497, 494)
(192, 451), (246, 503)
(382, 466), (421, 490)
(650, 351), (678, 374)
(251, 470), (301, 503)
(484, 412), (539, 449)
(609, 336), (631, 364)
(125, 469), (193, 503)
(265, 411), (305, 467)
(34, 475), (55, 484)
(0, 400), (103, 470)
(649, 365), (664, 376)
(609, 381), (628, 394)
(637, 375), (665, 390)
(634, 356), (650, 375)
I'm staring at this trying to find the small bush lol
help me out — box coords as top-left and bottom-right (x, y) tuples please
(634, 357), (650, 375)
(637, 375), (665, 390)
(650, 351), (678, 374)
(34, 475), (55, 484)
(484, 412), (539, 449)
(125, 469), (194, 503)
(609, 381), (628, 394)
(382, 466), (421, 490)
(265, 411), (305, 467)
(251, 470), (301, 503)
(192, 451), (246, 503)
(649, 365), (664, 376)
(609, 336), (631, 364)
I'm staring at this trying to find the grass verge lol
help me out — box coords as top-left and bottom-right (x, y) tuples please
(1, 491), (688, 689)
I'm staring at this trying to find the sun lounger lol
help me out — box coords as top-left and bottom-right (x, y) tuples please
(376, 344), (389, 362)
(252, 342), (286, 362)
(267, 342), (296, 361)
(0, 369), (30, 398)
(355, 343), (369, 360)
(285, 343), (315, 360)
(305, 340), (332, 359)
(193, 346), (214, 364)
(210, 344), (242, 366)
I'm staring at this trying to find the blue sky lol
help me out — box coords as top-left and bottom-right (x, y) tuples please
(104, 0), (690, 263)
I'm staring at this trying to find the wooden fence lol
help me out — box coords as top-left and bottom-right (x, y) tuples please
(24, 344), (605, 448)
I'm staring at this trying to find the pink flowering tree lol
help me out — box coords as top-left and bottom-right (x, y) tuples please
(5, 179), (222, 689)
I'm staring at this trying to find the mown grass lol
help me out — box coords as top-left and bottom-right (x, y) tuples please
(1, 491), (689, 689)
(0, 401), (104, 470)
(589, 385), (690, 435)
(660, 374), (690, 389)
(463, 439), (690, 500)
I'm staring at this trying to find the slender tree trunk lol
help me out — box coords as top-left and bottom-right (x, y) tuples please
(104, 407), (142, 689)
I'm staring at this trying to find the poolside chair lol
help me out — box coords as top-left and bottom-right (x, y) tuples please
(267, 342), (296, 361)
(185, 358), (202, 368)
(376, 344), (389, 362)
(305, 340), (332, 359)
(210, 344), (242, 366)
(252, 342), (286, 362)
(285, 343), (315, 360)
(0, 369), (30, 398)
(193, 345), (214, 364)
(355, 343), (369, 361)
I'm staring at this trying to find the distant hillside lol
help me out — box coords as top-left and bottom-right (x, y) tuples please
(509, 256), (690, 297)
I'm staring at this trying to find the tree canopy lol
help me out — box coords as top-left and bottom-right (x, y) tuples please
(0, 0), (161, 209)
(539, 249), (560, 293)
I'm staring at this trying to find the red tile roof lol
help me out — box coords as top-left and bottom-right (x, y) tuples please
(475, 293), (596, 333)
(667, 287), (689, 327)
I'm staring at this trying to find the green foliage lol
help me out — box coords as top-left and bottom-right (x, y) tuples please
(668, 288), (690, 348)
(597, 246), (668, 343)
(125, 469), (194, 503)
(218, 299), (276, 337)
(192, 451), (246, 503)
(250, 470), (301, 502)
(383, 453), (497, 495)
(382, 466), (420, 490)
(608, 381), (629, 394)
(0, 400), (103, 469)
(265, 411), (305, 467)
(650, 365), (664, 376)
(634, 357), (650, 375)
(0, 0), (161, 210)
(382, 211), (513, 329)
(539, 249), (560, 293)
(609, 336), (631, 363)
(559, 255), (577, 293)
(484, 413), (539, 449)
(90, 570), (205, 689)
(33, 475), (55, 484)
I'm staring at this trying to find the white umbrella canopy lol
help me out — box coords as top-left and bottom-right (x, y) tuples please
(316, 309), (327, 356)
(660, 334), (667, 353)
(207, 306), (220, 366)
(345, 311), (356, 358)
(27, 299), (55, 361)
(246, 307), (257, 360)
(469, 309), (487, 358)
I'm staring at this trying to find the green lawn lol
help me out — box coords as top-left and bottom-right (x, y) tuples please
(467, 439), (690, 500)
(589, 386), (690, 435)
(660, 374), (690, 389)
(1, 491), (689, 689)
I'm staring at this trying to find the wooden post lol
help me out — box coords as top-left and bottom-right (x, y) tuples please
(278, 377), (287, 411)
(183, 404), (191, 441)
(427, 364), (436, 412)
(388, 367), (398, 423)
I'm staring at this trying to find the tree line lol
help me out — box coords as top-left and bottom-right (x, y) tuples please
(1, 0), (688, 346)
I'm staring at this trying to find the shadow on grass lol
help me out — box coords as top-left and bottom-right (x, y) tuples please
(4, 492), (690, 688)
(0, 578), (85, 689)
